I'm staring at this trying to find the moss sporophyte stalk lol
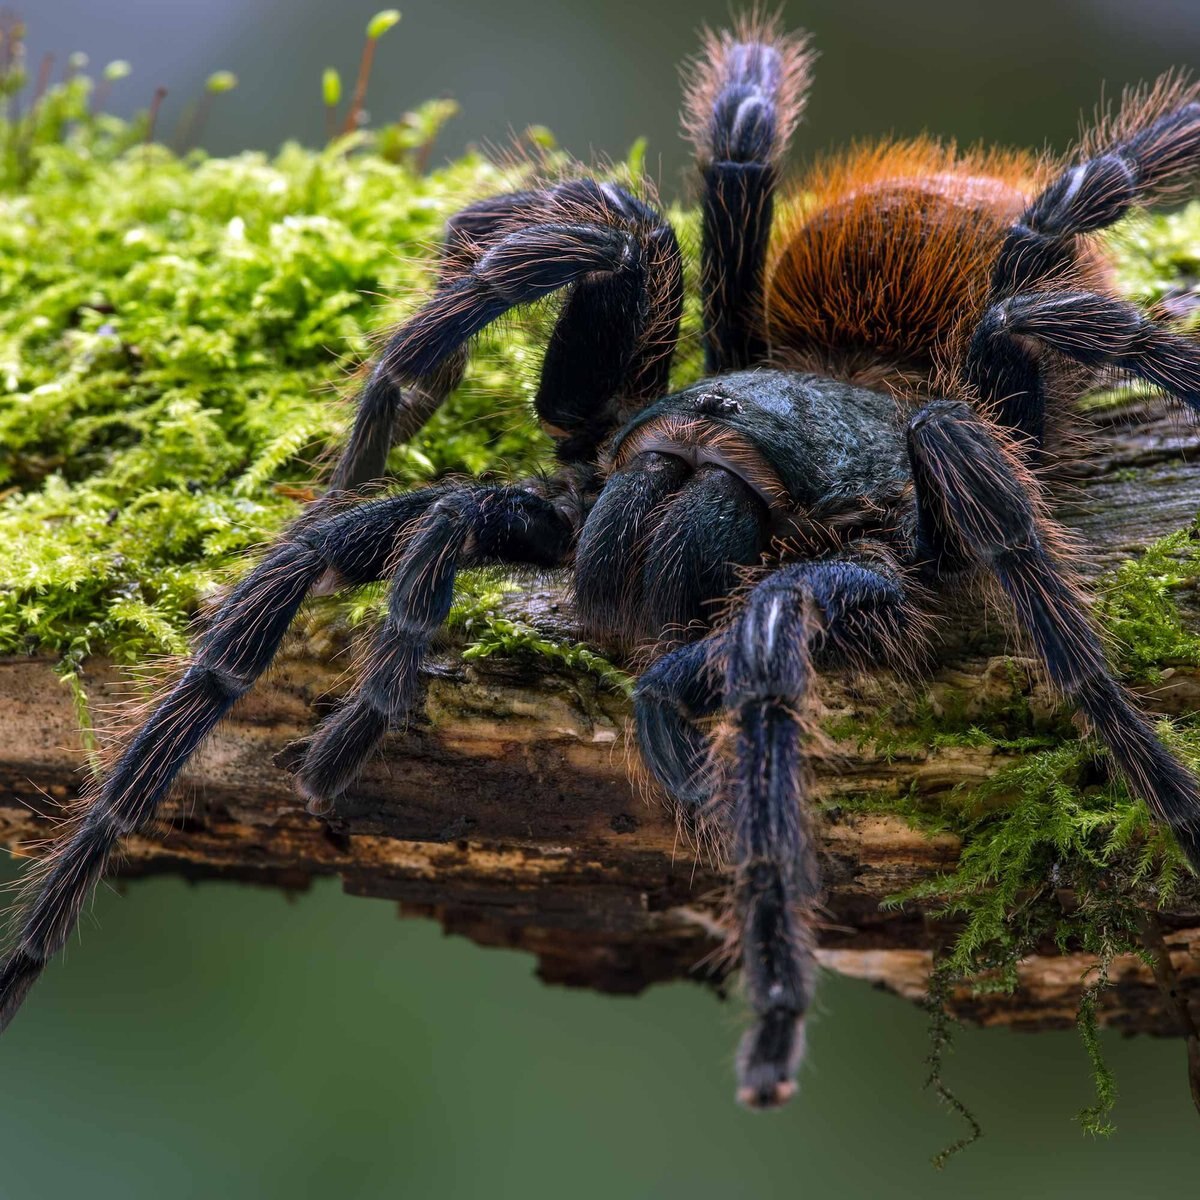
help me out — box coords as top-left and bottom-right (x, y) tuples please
(3, 55), (1200, 1150)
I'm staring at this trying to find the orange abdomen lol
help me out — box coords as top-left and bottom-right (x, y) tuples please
(765, 139), (1051, 385)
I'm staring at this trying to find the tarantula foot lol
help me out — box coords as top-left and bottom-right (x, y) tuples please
(271, 738), (339, 816)
(290, 751), (345, 817)
(735, 1009), (806, 1109)
(298, 783), (336, 818)
(293, 697), (393, 816)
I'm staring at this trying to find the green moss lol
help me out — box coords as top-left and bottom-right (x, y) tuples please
(837, 698), (1198, 1154)
(0, 72), (701, 668)
(0, 129), (538, 663)
(453, 601), (634, 699)
(3, 63), (1200, 1154)
(1097, 526), (1200, 678)
(1105, 203), (1200, 306)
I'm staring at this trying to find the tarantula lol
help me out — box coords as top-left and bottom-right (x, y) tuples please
(3, 15), (1200, 1109)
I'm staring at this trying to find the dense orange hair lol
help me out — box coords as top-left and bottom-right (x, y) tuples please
(764, 138), (1055, 387)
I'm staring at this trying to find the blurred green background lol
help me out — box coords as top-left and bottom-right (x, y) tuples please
(0, 867), (1196, 1198)
(29, 0), (1200, 194)
(7, 1), (1200, 1195)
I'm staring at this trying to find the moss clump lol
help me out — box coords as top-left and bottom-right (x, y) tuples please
(833, 648), (1200, 1150)
(1105, 203), (1200, 305)
(0, 73), (700, 669)
(460, 617), (633, 698)
(0, 129), (542, 665)
(1098, 526), (1200, 679)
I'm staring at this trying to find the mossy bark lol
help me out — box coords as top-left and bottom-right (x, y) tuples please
(1, 398), (1198, 1037)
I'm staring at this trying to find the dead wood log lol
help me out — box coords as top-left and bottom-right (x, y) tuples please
(1, 400), (1199, 1039)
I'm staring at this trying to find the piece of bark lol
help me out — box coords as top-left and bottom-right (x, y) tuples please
(1, 400), (1198, 1038)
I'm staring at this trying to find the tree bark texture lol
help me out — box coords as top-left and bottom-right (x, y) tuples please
(1, 400), (1199, 1038)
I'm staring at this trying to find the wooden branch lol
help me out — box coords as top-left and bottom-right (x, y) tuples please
(2, 401), (1199, 1038)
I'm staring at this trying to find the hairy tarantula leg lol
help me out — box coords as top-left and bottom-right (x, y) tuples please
(1001, 86), (1200, 287)
(0, 487), (461, 1032)
(977, 289), (1200, 413)
(297, 485), (572, 812)
(534, 182), (683, 463)
(335, 216), (632, 488)
(337, 183), (620, 489)
(907, 401), (1200, 868)
(969, 81), (1200, 438)
(337, 180), (682, 487)
(727, 562), (915, 1108)
(439, 190), (542, 272)
(334, 349), (467, 493)
(634, 636), (725, 813)
(682, 17), (813, 373)
(636, 561), (915, 1107)
(333, 191), (545, 491)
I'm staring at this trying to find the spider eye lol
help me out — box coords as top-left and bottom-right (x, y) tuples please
(689, 391), (743, 416)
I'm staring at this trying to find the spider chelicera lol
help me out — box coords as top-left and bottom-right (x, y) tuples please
(4, 15), (1200, 1108)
